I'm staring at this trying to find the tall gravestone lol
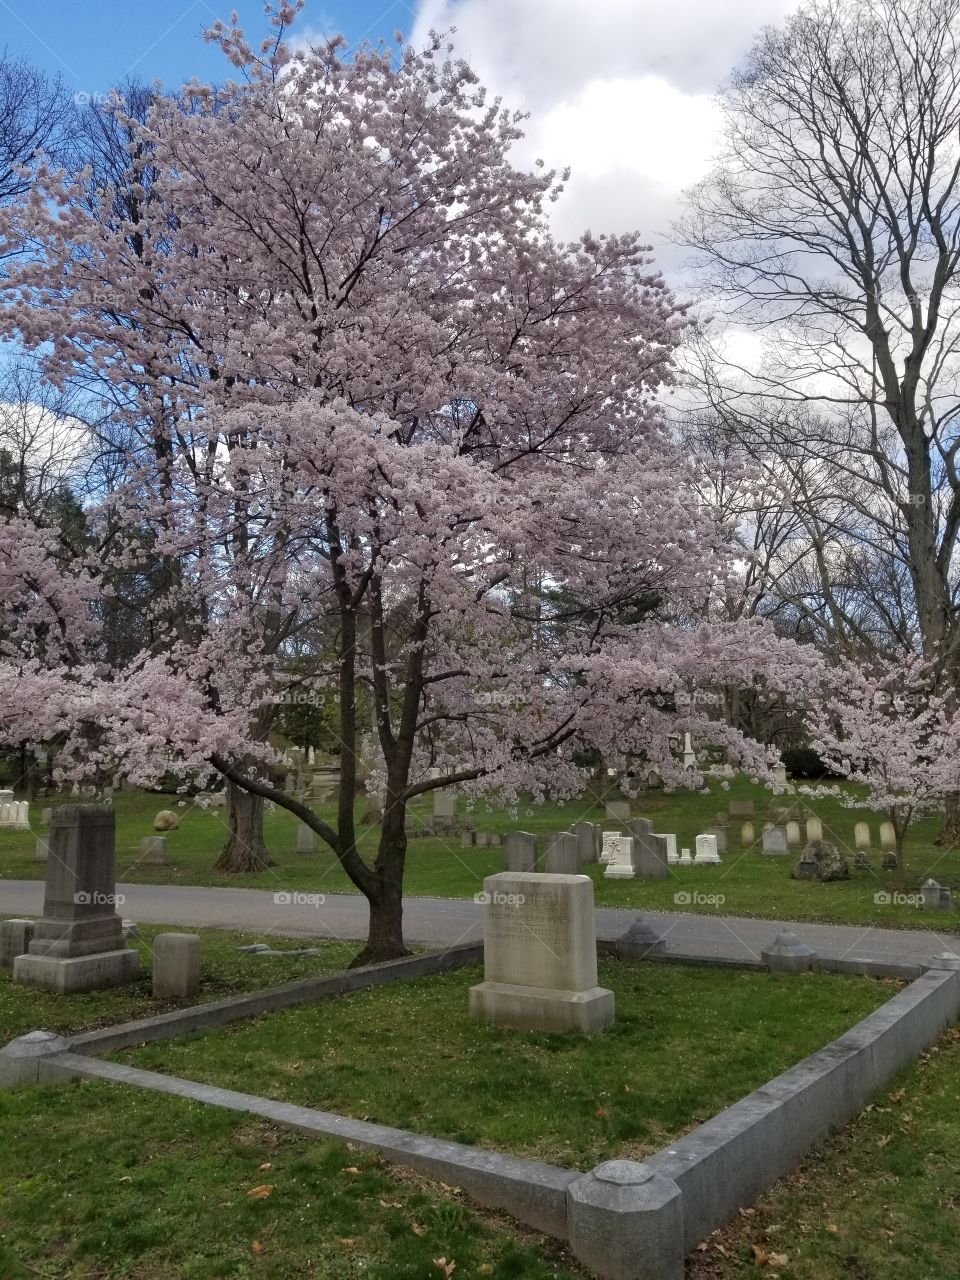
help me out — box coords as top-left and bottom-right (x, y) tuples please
(469, 872), (614, 1033)
(574, 821), (600, 864)
(605, 799), (631, 823)
(502, 831), (537, 873)
(543, 831), (579, 874)
(13, 805), (139, 993)
(432, 789), (457, 831)
(626, 818), (669, 879)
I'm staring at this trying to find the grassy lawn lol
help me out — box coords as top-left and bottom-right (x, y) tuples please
(0, 1085), (584, 1280)
(2, 777), (960, 930)
(0, 925), (359, 1041)
(690, 1026), (960, 1280)
(120, 959), (891, 1169)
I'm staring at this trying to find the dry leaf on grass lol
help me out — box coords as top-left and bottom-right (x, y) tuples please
(433, 1259), (456, 1278)
(246, 1185), (274, 1200)
(251, 1241), (264, 1256)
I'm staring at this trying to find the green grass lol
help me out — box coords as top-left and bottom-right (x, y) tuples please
(690, 1026), (960, 1280)
(120, 960), (891, 1169)
(0, 925), (359, 1041)
(0, 1084), (584, 1280)
(3, 776), (960, 930)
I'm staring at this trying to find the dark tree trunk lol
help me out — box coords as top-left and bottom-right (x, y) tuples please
(215, 778), (275, 872)
(936, 792), (960, 846)
(351, 799), (410, 965)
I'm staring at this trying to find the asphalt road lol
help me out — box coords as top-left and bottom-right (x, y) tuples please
(3, 879), (957, 966)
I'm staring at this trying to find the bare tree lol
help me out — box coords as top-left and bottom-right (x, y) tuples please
(678, 0), (960, 831)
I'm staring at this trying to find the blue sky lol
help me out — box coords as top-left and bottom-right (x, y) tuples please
(0, 0), (413, 96)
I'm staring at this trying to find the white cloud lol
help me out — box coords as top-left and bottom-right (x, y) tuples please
(410, 0), (799, 275)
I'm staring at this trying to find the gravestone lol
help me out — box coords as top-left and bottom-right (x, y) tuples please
(461, 828), (476, 848)
(626, 818), (669, 879)
(34, 835), (48, 862)
(153, 932), (200, 998)
(469, 872), (614, 1033)
(762, 824), (789, 855)
(678, 847), (693, 865)
(13, 806), (139, 992)
(706, 825), (728, 856)
(854, 821), (871, 849)
(574, 821), (600, 864)
(603, 835), (636, 879)
(432, 789), (457, 831)
(729, 799), (754, 818)
(138, 835), (168, 865)
(475, 830), (492, 848)
(296, 823), (317, 854)
(773, 763), (788, 788)
(682, 732), (696, 769)
(879, 821), (896, 851)
(544, 831), (579, 874)
(656, 833), (678, 862)
(805, 815), (824, 843)
(740, 821), (755, 847)
(792, 847), (820, 880)
(599, 830), (622, 864)
(916, 878), (954, 911)
(0, 919), (34, 969)
(694, 834), (721, 864)
(502, 831), (537, 874)
(605, 799), (631, 823)
(41, 806), (52, 825)
(785, 820), (802, 848)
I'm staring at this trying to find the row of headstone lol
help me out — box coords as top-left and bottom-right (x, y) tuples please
(0, 801), (29, 830)
(599, 818), (673, 879)
(855, 820), (897, 851)
(462, 829), (502, 848)
(502, 822), (602, 874)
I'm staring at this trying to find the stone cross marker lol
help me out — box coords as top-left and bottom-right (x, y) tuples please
(13, 805), (139, 993)
(470, 872), (614, 1033)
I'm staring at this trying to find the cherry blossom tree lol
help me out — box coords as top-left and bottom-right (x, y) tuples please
(807, 653), (960, 881)
(0, 8), (801, 960)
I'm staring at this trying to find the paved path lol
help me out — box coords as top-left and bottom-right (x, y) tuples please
(3, 879), (958, 967)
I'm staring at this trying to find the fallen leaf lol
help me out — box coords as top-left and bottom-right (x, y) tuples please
(769, 1254), (789, 1266)
(246, 1185), (274, 1200)
(379, 1198), (400, 1208)
(888, 1088), (906, 1103)
(877, 1134), (893, 1148)
(478, 1266), (493, 1276)
(251, 1241), (264, 1256)
(259, 1162), (273, 1172)
(595, 1107), (609, 1119)
(118, 1176), (132, 1184)
(752, 1245), (771, 1265)
(411, 1221), (428, 1237)
(826, 1223), (839, 1234)
(342, 1166), (361, 1175)
(433, 1259), (456, 1278)
(337, 1238), (358, 1249)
